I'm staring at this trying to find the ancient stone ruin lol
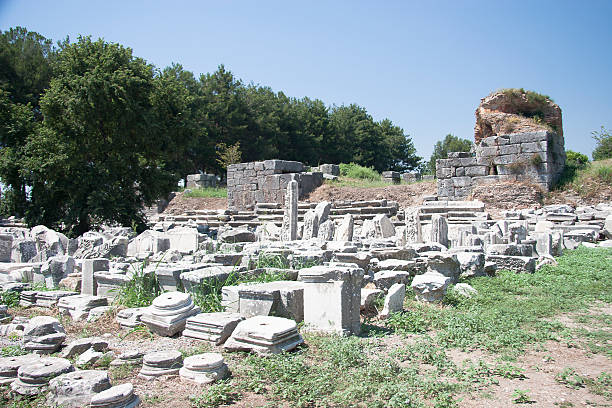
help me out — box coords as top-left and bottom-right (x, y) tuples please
(227, 160), (323, 210)
(437, 89), (566, 200)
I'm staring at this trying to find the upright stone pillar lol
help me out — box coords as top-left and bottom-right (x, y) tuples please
(335, 214), (354, 241)
(298, 264), (364, 335)
(405, 208), (421, 244)
(430, 214), (449, 248)
(281, 180), (298, 241)
(81, 258), (109, 296)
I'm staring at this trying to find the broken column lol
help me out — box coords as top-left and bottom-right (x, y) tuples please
(299, 264), (363, 335)
(334, 214), (354, 241)
(404, 208), (422, 244)
(81, 259), (109, 296)
(430, 214), (449, 248)
(281, 180), (298, 241)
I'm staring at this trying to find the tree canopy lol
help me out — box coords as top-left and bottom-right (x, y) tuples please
(0, 27), (422, 235)
(427, 134), (473, 175)
(592, 126), (612, 161)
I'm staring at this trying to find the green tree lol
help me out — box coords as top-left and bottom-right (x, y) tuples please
(23, 36), (181, 236)
(592, 126), (612, 161)
(377, 119), (421, 172)
(427, 134), (473, 175)
(0, 27), (56, 216)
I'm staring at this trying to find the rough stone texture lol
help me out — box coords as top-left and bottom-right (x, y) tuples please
(11, 357), (74, 396)
(22, 316), (66, 354)
(380, 283), (405, 318)
(335, 214), (354, 241)
(186, 173), (216, 189)
(140, 292), (200, 336)
(89, 382), (140, 408)
(299, 264), (363, 335)
(474, 89), (563, 144)
(453, 283), (478, 298)
(430, 215), (449, 248)
(227, 160), (323, 210)
(179, 353), (229, 385)
(411, 272), (452, 303)
(48, 370), (111, 408)
(437, 90), (565, 200)
(0, 354), (39, 384)
(139, 350), (183, 379)
(281, 180), (298, 241)
(183, 312), (244, 345)
(224, 315), (303, 355)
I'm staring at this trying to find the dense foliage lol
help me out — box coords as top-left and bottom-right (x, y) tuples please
(0, 27), (421, 235)
(427, 134), (473, 174)
(592, 126), (612, 161)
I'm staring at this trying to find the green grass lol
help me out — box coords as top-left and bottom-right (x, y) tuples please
(113, 262), (162, 308)
(555, 158), (612, 194)
(183, 187), (227, 198)
(387, 247), (612, 358)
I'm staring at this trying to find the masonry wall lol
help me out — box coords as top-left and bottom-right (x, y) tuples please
(227, 160), (323, 210)
(437, 131), (565, 200)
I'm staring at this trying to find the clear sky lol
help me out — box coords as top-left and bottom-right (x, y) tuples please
(1, 0), (610, 160)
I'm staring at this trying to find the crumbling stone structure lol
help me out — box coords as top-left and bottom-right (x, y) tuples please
(227, 160), (323, 211)
(437, 90), (566, 200)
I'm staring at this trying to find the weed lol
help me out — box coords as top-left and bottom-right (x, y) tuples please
(190, 380), (240, 408)
(0, 290), (20, 307)
(555, 367), (585, 389)
(179, 343), (212, 358)
(113, 261), (162, 308)
(512, 389), (534, 404)
(508, 161), (526, 175)
(0, 345), (28, 357)
(597, 165), (612, 183)
(530, 153), (543, 166)
(109, 364), (138, 381)
(255, 253), (290, 269)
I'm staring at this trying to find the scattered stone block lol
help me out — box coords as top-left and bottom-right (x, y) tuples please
(0, 353), (39, 384)
(22, 316), (66, 354)
(453, 283), (478, 298)
(299, 264), (363, 335)
(140, 292), (200, 336)
(411, 272), (452, 303)
(51, 371), (113, 407)
(110, 351), (144, 367)
(116, 307), (148, 329)
(183, 312), (244, 345)
(380, 283), (406, 318)
(61, 337), (108, 359)
(179, 353), (230, 384)
(430, 215), (449, 248)
(360, 288), (383, 311)
(139, 350), (183, 379)
(224, 315), (303, 355)
(11, 357), (74, 396)
(89, 382), (140, 408)
(58, 295), (108, 321)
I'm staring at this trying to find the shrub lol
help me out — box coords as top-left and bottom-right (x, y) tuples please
(597, 165), (612, 183)
(530, 154), (543, 166)
(339, 163), (380, 180)
(565, 150), (589, 169)
(592, 126), (612, 160)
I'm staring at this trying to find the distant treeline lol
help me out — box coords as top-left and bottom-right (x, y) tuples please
(0, 27), (421, 234)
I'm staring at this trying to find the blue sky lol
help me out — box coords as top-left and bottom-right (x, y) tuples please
(1, 0), (610, 160)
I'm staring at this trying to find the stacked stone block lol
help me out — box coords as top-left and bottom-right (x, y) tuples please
(227, 160), (323, 210)
(437, 131), (565, 200)
(186, 173), (217, 189)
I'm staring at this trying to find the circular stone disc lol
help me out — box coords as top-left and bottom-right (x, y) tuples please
(143, 350), (183, 366)
(90, 383), (134, 406)
(18, 357), (73, 382)
(152, 292), (191, 309)
(183, 353), (224, 371)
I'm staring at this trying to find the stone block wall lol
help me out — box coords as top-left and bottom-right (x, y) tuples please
(227, 160), (323, 210)
(437, 131), (565, 200)
(186, 173), (217, 189)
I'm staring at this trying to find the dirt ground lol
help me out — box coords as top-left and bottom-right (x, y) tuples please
(3, 304), (609, 408)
